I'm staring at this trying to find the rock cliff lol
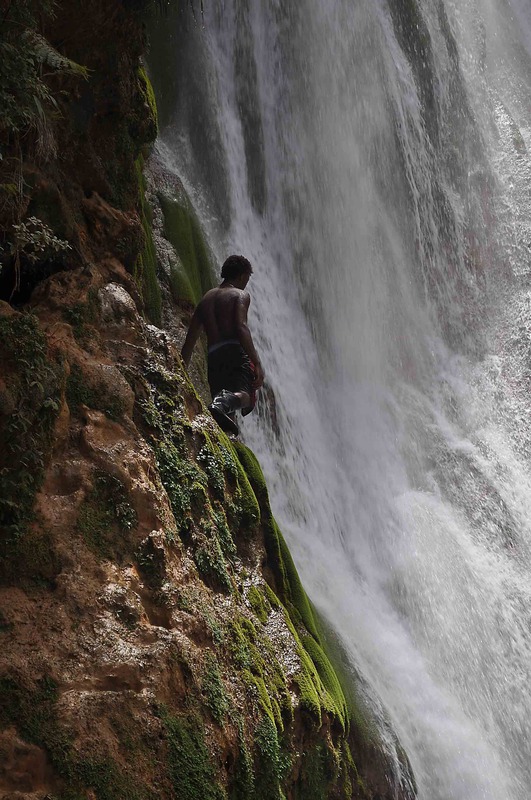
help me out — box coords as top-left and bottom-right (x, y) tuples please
(0, 2), (416, 798)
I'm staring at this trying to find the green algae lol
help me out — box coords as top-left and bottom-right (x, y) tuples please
(247, 584), (270, 624)
(231, 443), (317, 635)
(253, 716), (291, 800)
(231, 443), (349, 732)
(202, 652), (229, 725)
(230, 718), (255, 800)
(137, 66), (158, 140)
(134, 155), (162, 325)
(160, 193), (214, 306)
(159, 709), (226, 800)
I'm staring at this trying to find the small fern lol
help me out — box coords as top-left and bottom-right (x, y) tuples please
(0, 2), (87, 139)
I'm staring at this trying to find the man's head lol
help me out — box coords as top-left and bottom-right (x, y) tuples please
(221, 255), (253, 288)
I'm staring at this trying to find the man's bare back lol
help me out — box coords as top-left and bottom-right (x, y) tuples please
(197, 286), (251, 349)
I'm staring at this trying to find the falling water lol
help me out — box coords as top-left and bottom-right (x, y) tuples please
(149, 1), (531, 797)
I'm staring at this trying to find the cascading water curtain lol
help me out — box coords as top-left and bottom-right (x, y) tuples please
(150, 1), (531, 797)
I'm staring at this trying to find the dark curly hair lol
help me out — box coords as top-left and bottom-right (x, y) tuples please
(221, 254), (253, 280)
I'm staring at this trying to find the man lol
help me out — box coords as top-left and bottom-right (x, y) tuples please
(181, 254), (264, 435)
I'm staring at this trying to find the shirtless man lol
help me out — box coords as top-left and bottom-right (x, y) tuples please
(181, 254), (264, 434)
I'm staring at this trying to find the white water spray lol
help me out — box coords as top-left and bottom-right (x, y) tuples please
(152, 1), (531, 797)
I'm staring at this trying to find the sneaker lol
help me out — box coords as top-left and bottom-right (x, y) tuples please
(208, 390), (240, 435)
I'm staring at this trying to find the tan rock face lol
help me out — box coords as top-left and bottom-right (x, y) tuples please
(0, 729), (53, 796)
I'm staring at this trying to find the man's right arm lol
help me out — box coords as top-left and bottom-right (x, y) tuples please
(235, 293), (264, 388)
(181, 306), (203, 366)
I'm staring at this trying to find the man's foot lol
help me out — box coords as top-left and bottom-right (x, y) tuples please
(208, 390), (240, 435)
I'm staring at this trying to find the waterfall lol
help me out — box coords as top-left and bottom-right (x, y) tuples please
(149, 1), (531, 797)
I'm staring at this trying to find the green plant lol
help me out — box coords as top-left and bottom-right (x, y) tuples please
(0, 2), (87, 137)
(0, 1), (87, 222)
(0, 313), (62, 542)
(0, 676), (148, 799)
(6, 216), (71, 262)
(201, 652), (229, 725)
(2, 216), (72, 294)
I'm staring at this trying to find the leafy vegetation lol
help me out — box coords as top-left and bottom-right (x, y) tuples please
(0, 313), (62, 543)
(0, 0), (87, 222)
(0, 1), (87, 139)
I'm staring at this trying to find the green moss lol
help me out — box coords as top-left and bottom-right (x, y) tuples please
(228, 615), (290, 733)
(77, 470), (137, 559)
(0, 676), (145, 799)
(225, 444), (260, 536)
(232, 444), (351, 733)
(0, 527), (61, 588)
(160, 709), (226, 800)
(155, 438), (206, 525)
(301, 635), (348, 730)
(160, 193), (214, 306)
(135, 535), (166, 588)
(134, 155), (162, 325)
(253, 717), (291, 800)
(194, 535), (232, 593)
(230, 719), (254, 800)
(243, 671), (283, 732)
(205, 612), (224, 645)
(212, 505), (237, 560)
(66, 364), (125, 421)
(293, 647), (323, 725)
(314, 614), (378, 744)
(232, 443), (318, 639)
(294, 742), (343, 800)
(228, 619), (252, 670)
(247, 585), (270, 624)
(0, 313), (62, 542)
(63, 289), (99, 343)
(197, 435), (227, 499)
(137, 66), (158, 139)
(264, 583), (281, 610)
(202, 652), (229, 725)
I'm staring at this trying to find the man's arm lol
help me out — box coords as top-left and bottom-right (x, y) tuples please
(181, 307), (203, 366)
(235, 293), (264, 388)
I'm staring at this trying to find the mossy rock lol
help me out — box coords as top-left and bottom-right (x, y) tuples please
(231, 443), (318, 639)
(137, 65), (158, 143)
(159, 193), (215, 306)
(232, 444), (349, 732)
(66, 363), (127, 421)
(0, 676), (147, 799)
(134, 155), (162, 325)
(77, 470), (138, 560)
(0, 313), (63, 542)
(159, 708), (226, 800)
